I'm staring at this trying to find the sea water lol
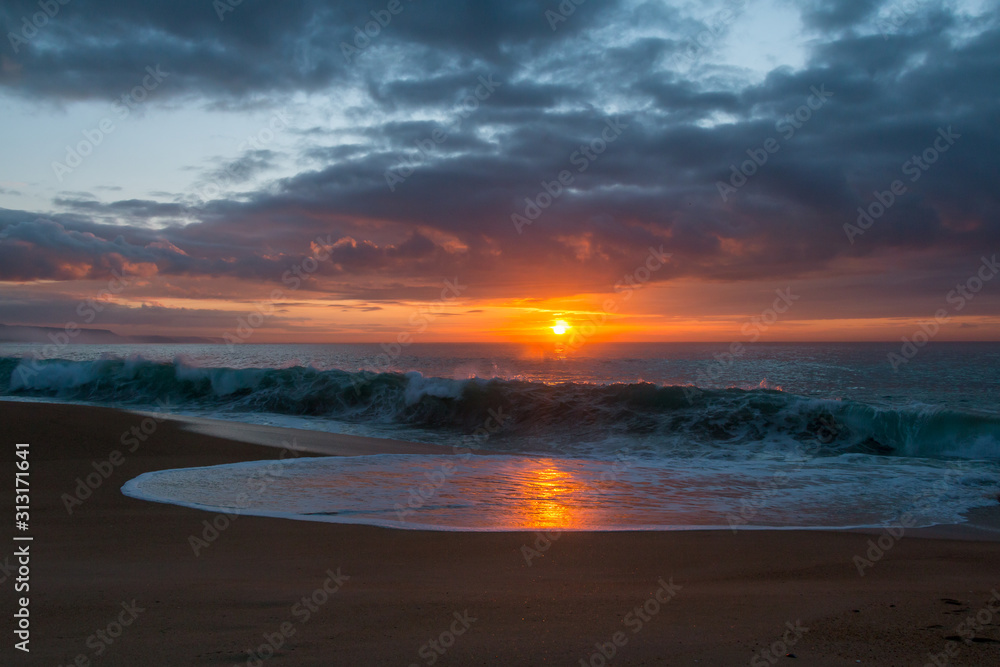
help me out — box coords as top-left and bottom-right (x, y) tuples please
(3, 342), (999, 530)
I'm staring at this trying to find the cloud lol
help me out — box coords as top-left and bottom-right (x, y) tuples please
(203, 149), (280, 186)
(0, 0), (997, 325)
(0, 210), (465, 289)
(798, 0), (883, 32)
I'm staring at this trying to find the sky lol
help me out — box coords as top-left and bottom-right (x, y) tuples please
(0, 0), (998, 343)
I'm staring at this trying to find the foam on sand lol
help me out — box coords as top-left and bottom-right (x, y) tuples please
(122, 453), (1000, 532)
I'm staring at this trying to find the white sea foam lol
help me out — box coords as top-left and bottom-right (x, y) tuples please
(121, 453), (1000, 532)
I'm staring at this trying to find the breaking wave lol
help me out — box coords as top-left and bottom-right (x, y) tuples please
(2, 356), (998, 461)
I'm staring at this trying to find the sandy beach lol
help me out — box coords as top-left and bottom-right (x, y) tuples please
(3, 400), (1000, 666)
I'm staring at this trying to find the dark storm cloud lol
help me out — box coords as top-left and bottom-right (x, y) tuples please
(797, 0), (882, 31)
(1, 0), (998, 311)
(2, 0), (345, 99)
(0, 0), (579, 101)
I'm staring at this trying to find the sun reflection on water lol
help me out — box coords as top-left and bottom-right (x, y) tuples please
(123, 453), (993, 532)
(519, 461), (578, 529)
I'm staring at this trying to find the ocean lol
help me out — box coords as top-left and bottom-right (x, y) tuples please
(2, 342), (999, 531)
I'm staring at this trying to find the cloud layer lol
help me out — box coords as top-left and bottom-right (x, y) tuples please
(1, 0), (998, 335)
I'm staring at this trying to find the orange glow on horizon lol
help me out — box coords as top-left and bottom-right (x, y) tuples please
(9, 276), (1000, 343)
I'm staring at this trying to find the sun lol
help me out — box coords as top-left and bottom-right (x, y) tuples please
(551, 320), (570, 335)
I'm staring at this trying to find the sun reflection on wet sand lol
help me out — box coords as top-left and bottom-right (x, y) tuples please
(518, 461), (579, 529)
(122, 454), (996, 532)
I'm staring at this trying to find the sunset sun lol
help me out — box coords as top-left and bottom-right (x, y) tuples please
(551, 320), (570, 335)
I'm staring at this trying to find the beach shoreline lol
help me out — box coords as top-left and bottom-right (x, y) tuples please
(3, 400), (1000, 665)
(132, 401), (1000, 541)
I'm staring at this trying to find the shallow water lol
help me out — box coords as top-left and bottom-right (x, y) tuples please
(122, 453), (1000, 531)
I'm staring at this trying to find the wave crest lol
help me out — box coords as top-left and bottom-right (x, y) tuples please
(2, 356), (998, 460)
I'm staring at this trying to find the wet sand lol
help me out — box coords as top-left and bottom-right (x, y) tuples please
(3, 400), (999, 666)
